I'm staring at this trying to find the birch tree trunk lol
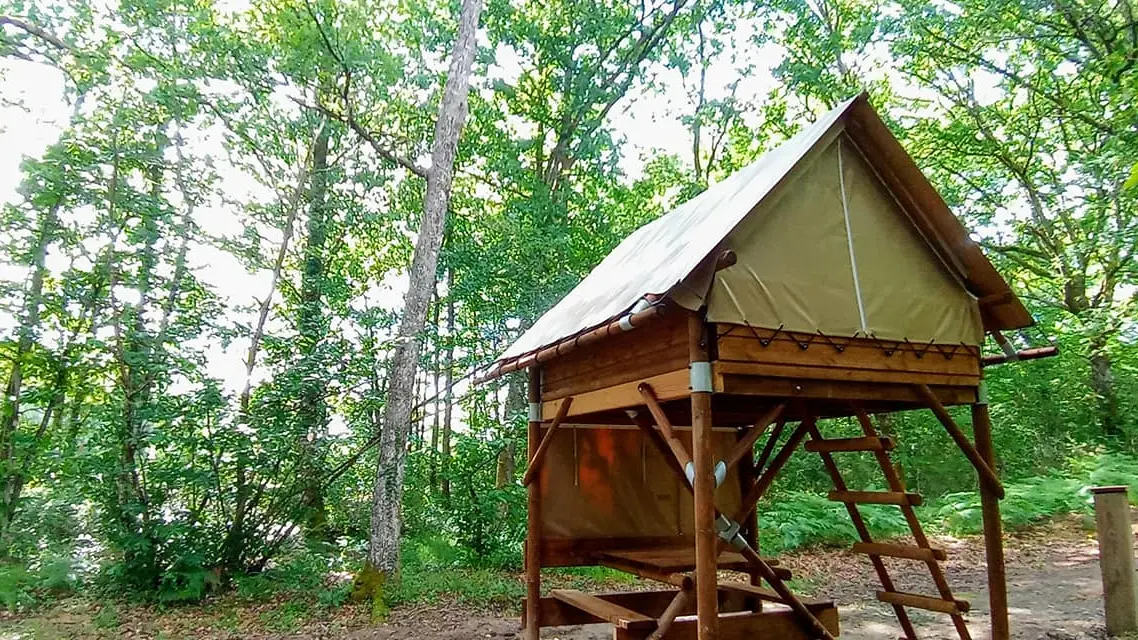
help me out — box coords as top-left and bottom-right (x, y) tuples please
(362, 0), (483, 599)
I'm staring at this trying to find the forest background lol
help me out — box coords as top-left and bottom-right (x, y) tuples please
(0, 0), (1136, 620)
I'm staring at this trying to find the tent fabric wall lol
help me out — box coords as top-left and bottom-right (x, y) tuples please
(705, 134), (984, 345)
(539, 426), (744, 539)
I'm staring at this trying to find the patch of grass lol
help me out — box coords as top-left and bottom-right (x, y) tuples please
(387, 564), (523, 608)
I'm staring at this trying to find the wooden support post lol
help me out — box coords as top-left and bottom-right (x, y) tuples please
(525, 367), (542, 640)
(689, 311), (719, 640)
(724, 403), (785, 472)
(1092, 485), (1138, 636)
(915, 384), (1005, 498)
(972, 390), (1009, 640)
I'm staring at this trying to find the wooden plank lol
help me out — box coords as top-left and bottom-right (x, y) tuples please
(829, 490), (922, 506)
(877, 590), (970, 614)
(724, 404), (785, 470)
(541, 536), (698, 568)
(716, 329), (980, 378)
(852, 542), (947, 562)
(615, 601), (841, 640)
(521, 397), (573, 486)
(715, 359), (979, 387)
(599, 548), (752, 574)
(805, 436), (894, 453)
(717, 373), (978, 406)
(550, 589), (657, 630)
(542, 368), (690, 420)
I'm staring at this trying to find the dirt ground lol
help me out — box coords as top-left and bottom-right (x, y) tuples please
(2, 513), (1130, 639)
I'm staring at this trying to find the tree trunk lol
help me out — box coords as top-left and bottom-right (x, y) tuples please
(441, 270), (455, 500)
(1090, 347), (1121, 437)
(297, 123), (333, 540)
(0, 200), (59, 551)
(362, 0), (483, 605)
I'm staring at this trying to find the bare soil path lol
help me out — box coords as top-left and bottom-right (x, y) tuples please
(1, 513), (1128, 639)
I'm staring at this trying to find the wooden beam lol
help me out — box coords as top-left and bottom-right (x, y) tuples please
(877, 590), (970, 614)
(829, 490), (923, 506)
(638, 381), (695, 474)
(550, 589), (657, 630)
(521, 396), (573, 486)
(724, 403), (785, 471)
(615, 607), (840, 640)
(805, 435), (894, 453)
(915, 384), (1004, 498)
(647, 588), (691, 640)
(852, 541), (947, 562)
(689, 311), (719, 640)
(525, 368), (542, 640)
(974, 395), (1009, 640)
(596, 556), (693, 590)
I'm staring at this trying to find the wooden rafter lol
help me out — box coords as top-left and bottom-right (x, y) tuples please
(724, 403), (786, 471)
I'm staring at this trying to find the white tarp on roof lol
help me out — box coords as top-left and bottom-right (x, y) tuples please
(497, 96), (860, 362)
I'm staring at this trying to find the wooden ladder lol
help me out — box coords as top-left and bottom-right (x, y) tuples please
(803, 410), (972, 640)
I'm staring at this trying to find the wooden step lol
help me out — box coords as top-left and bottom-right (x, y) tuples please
(806, 436), (894, 453)
(550, 589), (656, 629)
(877, 590), (970, 614)
(829, 490), (922, 506)
(852, 542), (947, 561)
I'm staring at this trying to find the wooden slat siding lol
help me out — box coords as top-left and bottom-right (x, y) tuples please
(829, 490), (923, 506)
(877, 590), (970, 614)
(549, 589), (657, 629)
(613, 606), (841, 640)
(524, 589), (752, 628)
(716, 374), (978, 406)
(542, 368), (689, 420)
(805, 436), (894, 453)
(715, 359), (978, 387)
(716, 329), (980, 378)
(852, 542), (947, 562)
(541, 312), (689, 401)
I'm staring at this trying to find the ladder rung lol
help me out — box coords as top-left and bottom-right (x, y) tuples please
(806, 436), (894, 453)
(829, 490), (923, 506)
(550, 589), (656, 629)
(852, 542), (947, 561)
(877, 590), (970, 614)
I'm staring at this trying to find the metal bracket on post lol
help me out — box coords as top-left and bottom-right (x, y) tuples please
(528, 402), (542, 422)
(715, 515), (747, 551)
(686, 460), (728, 487)
(690, 361), (713, 393)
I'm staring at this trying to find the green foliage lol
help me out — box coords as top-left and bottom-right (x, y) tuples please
(759, 491), (908, 554)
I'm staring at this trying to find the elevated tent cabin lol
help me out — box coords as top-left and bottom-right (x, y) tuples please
(479, 93), (1053, 640)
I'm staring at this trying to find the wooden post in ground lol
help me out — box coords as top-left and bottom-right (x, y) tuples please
(1091, 485), (1137, 636)
(525, 367), (542, 640)
(688, 311), (719, 640)
(972, 384), (1009, 640)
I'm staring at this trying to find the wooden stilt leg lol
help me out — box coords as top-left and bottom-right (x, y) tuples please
(525, 367), (542, 640)
(972, 386), (1009, 640)
(689, 312), (719, 640)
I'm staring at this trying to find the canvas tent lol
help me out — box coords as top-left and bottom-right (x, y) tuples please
(480, 93), (1052, 640)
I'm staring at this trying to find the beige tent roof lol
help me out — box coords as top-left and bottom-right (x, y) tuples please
(484, 93), (1031, 379)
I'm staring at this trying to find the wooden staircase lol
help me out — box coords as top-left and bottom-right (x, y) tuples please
(804, 410), (972, 640)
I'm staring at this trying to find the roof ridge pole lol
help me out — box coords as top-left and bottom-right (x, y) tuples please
(838, 136), (869, 333)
